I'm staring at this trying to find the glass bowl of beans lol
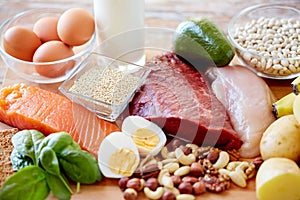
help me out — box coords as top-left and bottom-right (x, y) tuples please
(228, 3), (300, 79)
(59, 52), (151, 122)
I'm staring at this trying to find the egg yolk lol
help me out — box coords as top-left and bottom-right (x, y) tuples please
(131, 128), (160, 151)
(108, 148), (138, 176)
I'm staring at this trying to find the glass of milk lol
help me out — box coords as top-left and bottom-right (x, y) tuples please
(93, 0), (145, 64)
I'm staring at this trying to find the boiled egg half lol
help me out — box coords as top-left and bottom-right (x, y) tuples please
(122, 116), (167, 157)
(98, 116), (167, 178)
(98, 131), (140, 178)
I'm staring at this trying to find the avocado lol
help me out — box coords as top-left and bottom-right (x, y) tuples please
(173, 18), (235, 68)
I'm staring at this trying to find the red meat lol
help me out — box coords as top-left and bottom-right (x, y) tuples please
(129, 52), (242, 150)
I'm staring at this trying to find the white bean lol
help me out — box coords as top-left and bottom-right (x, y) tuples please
(234, 17), (300, 76)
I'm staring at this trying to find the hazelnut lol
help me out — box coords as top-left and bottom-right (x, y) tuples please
(178, 182), (193, 194)
(118, 177), (130, 191)
(193, 181), (206, 195)
(126, 178), (141, 191)
(161, 191), (176, 200)
(207, 151), (219, 163)
(190, 162), (204, 177)
(144, 177), (159, 191)
(171, 175), (182, 187)
(182, 176), (198, 185)
(123, 188), (137, 200)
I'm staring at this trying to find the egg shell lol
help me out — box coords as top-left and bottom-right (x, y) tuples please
(33, 40), (75, 78)
(122, 115), (167, 156)
(33, 16), (60, 43)
(3, 26), (42, 61)
(98, 131), (140, 178)
(57, 8), (95, 46)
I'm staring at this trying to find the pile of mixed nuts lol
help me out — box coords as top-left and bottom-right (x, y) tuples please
(118, 139), (263, 200)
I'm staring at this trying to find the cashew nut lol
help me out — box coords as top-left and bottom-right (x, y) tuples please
(185, 143), (199, 157)
(161, 147), (176, 159)
(175, 148), (196, 166)
(139, 179), (145, 191)
(219, 168), (247, 188)
(144, 186), (164, 200)
(236, 161), (250, 171)
(226, 161), (242, 171)
(158, 169), (174, 188)
(161, 175), (174, 188)
(163, 162), (180, 174)
(176, 194), (196, 200)
(212, 151), (230, 169)
(226, 161), (256, 180)
(161, 147), (169, 159)
(174, 166), (191, 177)
(229, 169), (247, 187)
(161, 158), (178, 165)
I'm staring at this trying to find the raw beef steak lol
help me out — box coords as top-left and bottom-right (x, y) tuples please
(129, 52), (242, 150)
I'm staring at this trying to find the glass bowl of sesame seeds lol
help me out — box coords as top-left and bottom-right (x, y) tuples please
(228, 3), (300, 79)
(58, 52), (151, 122)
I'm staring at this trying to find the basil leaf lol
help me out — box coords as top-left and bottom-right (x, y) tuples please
(0, 166), (49, 200)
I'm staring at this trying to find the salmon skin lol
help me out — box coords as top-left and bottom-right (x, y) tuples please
(0, 83), (120, 157)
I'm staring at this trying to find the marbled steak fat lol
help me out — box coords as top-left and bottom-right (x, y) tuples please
(129, 52), (242, 150)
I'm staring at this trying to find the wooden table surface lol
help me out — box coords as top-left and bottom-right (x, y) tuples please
(1, 0), (300, 199)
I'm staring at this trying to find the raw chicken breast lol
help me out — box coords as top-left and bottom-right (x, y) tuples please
(206, 65), (276, 158)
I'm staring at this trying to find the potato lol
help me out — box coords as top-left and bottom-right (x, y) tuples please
(256, 157), (300, 200)
(260, 114), (300, 162)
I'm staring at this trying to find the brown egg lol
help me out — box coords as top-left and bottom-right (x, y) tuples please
(3, 26), (42, 61)
(57, 8), (95, 46)
(33, 17), (60, 43)
(33, 40), (75, 78)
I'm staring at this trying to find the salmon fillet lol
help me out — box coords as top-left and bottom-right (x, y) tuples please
(0, 83), (120, 157)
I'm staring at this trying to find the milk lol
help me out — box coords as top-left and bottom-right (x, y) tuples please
(93, 0), (145, 64)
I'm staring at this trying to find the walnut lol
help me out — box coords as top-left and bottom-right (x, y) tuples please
(200, 174), (231, 193)
(227, 149), (240, 161)
(197, 146), (212, 159)
(200, 159), (219, 176)
(245, 163), (257, 179)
